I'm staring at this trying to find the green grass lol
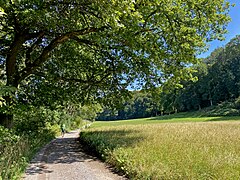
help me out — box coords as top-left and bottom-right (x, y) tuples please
(80, 113), (240, 179)
(92, 112), (240, 128)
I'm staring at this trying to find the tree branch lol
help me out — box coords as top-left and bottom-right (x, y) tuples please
(18, 26), (107, 83)
(25, 31), (45, 66)
(58, 71), (112, 85)
(143, 9), (158, 28)
(71, 36), (98, 46)
(34, 68), (112, 85)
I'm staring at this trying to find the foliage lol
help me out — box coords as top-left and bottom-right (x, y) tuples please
(0, 85), (16, 108)
(0, 1), (235, 176)
(97, 90), (160, 120)
(80, 118), (240, 179)
(108, 35), (240, 117)
(13, 102), (102, 133)
(170, 35), (240, 113)
(0, 0), (231, 126)
(0, 126), (26, 180)
(0, 102), (89, 179)
(78, 104), (102, 122)
(14, 106), (69, 134)
(197, 98), (240, 116)
(0, 125), (55, 179)
(98, 35), (240, 120)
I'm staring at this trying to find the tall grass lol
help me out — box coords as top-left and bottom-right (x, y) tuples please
(0, 136), (29, 179)
(80, 121), (240, 179)
(0, 128), (55, 180)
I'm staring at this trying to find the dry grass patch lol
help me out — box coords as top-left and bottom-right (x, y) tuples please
(80, 121), (240, 179)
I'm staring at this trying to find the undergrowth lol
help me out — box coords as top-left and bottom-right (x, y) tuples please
(0, 126), (56, 180)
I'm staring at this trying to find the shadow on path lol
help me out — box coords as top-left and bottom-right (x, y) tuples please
(24, 131), (97, 177)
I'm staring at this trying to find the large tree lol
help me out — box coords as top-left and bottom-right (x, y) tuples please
(0, 0), (231, 127)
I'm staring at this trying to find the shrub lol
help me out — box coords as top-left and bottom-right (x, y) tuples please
(0, 125), (56, 180)
(0, 126), (27, 179)
(0, 105), (61, 179)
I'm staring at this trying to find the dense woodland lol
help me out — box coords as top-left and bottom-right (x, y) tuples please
(98, 35), (240, 120)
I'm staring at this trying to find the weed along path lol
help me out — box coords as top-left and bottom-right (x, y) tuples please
(23, 130), (126, 180)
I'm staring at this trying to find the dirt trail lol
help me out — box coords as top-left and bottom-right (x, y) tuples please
(23, 130), (126, 180)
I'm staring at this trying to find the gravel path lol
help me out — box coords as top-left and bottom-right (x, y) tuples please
(23, 130), (126, 180)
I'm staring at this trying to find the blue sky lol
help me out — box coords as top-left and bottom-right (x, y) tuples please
(199, 0), (240, 58)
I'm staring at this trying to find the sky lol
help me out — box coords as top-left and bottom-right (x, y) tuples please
(199, 0), (240, 58)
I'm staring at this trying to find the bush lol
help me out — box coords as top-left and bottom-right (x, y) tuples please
(198, 100), (240, 116)
(234, 97), (240, 109)
(0, 125), (56, 180)
(0, 126), (27, 179)
(14, 106), (59, 134)
(0, 105), (62, 179)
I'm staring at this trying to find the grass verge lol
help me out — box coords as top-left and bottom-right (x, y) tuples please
(80, 115), (240, 179)
(0, 127), (56, 180)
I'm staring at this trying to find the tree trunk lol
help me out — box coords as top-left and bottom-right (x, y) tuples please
(0, 94), (15, 128)
(2, 32), (24, 128)
(161, 110), (163, 116)
(210, 99), (213, 106)
(175, 108), (178, 114)
(0, 113), (14, 128)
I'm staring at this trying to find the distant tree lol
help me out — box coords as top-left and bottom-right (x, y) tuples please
(97, 90), (162, 120)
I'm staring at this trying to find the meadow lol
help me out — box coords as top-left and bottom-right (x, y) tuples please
(80, 114), (240, 179)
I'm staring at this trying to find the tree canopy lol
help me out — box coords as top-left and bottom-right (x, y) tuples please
(97, 35), (240, 120)
(0, 0), (231, 126)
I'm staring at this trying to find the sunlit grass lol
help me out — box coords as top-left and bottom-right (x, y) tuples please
(92, 112), (240, 128)
(81, 117), (240, 179)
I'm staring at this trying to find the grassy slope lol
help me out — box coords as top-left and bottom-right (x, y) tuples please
(80, 113), (240, 179)
(92, 112), (240, 128)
